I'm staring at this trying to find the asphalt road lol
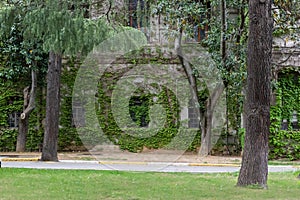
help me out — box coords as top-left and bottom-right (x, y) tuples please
(1, 160), (299, 173)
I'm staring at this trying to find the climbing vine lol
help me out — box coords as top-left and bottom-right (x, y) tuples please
(269, 68), (300, 160)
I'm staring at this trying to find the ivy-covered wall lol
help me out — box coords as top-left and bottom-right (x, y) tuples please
(0, 76), (29, 151)
(269, 68), (300, 160)
(1, 49), (299, 158)
(0, 57), (83, 151)
(96, 59), (201, 153)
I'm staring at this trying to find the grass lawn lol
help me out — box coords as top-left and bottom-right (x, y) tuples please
(0, 168), (299, 200)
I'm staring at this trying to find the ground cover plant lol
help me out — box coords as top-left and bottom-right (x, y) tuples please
(0, 168), (299, 200)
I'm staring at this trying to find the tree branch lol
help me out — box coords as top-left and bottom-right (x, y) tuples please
(21, 69), (37, 119)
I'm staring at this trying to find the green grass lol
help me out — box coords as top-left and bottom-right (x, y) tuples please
(0, 168), (299, 200)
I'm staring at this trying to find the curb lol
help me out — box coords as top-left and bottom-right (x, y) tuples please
(98, 161), (241, 167)
(99, 161), (148, 165)
(188, 163), (241, 167)
(60, 160), (99, 164)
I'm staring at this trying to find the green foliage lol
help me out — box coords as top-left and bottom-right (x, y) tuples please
(96, 63), (200, 152)
(59, 57), (84, 151)
(155, 0), (207, 38)
(273, 0), (300, 39)
(0, 81), (23, 127)
(269, 68), (300, 160)
(0, 129), (17, 151)
(269, 130), (300, 160)
(20, 0), (110, 55)
(1, 0), (110, 61)
(0, 24), (47, 80)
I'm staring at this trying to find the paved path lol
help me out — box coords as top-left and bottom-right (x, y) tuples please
(1, 160), (299, 173)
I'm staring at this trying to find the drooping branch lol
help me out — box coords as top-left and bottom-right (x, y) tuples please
(20, 69), (37, 120)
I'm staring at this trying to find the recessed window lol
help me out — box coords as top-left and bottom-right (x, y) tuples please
(72, 102), (86, 127)
(129, 95), (150, 127)
(8, 112), (19, 128)
(188, 99), (200, 128)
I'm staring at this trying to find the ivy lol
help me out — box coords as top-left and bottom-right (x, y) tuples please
(269, 130), (300, 160)
(269, 68), (300, 160)
(95, 55), (200, 152)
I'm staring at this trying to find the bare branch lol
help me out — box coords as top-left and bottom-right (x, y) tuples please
(21, 69), (37, 119)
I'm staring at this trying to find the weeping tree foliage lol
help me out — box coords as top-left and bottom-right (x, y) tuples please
(1, 0), (110, 161)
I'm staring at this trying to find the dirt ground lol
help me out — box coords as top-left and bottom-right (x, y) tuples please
(2, 145), (300, 165)
(62, 151), (243, 164)
(0, 145), (242, 164)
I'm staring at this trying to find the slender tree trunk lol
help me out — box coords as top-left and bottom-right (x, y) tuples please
(16, 70), (37, 152)
(237, 0), (273, 188)
(41, 52), (62, 161)
(175, 28), (224, 156)
(199, 83), (224, 156)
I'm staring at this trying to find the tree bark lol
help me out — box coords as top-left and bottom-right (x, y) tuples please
(237, 0), (273, 188)
(16, 70), (37, 152)
(41, 52), (62, 161)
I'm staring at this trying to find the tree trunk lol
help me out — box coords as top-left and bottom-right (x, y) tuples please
(199, 110), (212, 156)
(237, 0), (273, 188)
(16, 115), (29, 152)
(16, 70), (37, 152)
(41, 52), (62, 161)
(199, 83), (224, 156)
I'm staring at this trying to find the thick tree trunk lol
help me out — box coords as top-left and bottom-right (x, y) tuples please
(16, 70), (37, 152)
(237, 0), (273, 188)
(41, 52), (62, 161)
